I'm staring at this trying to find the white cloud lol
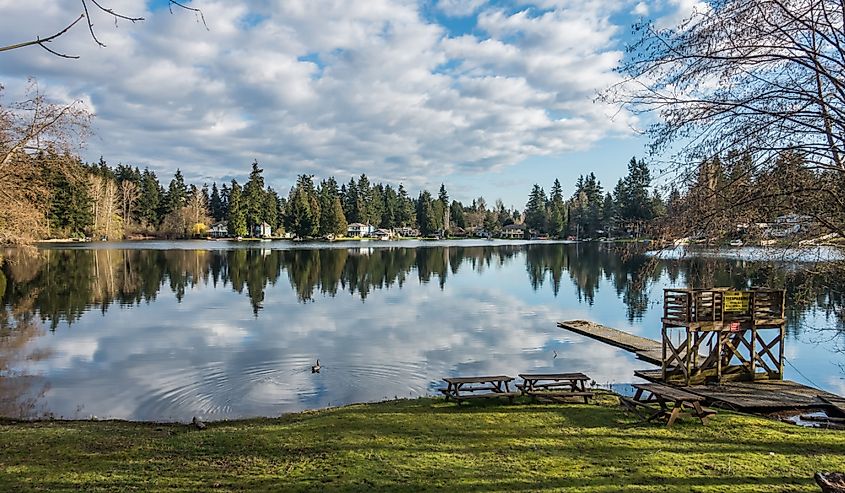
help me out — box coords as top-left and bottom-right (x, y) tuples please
(632, 2), (649, 16)
(0, 0), (639, 190)
(655, 0), (710, 29)
(436, 0), (488, 17)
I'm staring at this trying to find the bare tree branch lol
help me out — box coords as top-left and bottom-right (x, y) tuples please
(0, 14), (85, 59)
(0, 0), (205, 58)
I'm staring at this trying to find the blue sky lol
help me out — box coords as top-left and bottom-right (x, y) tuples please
(0, 0), (700, 207)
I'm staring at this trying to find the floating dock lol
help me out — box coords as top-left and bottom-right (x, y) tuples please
(559, 320), (844, 414)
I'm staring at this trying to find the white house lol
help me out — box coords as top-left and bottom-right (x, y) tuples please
(254, 222), (272, 238)
(347, 223), (375, 237)
(209, 221), (228, 238)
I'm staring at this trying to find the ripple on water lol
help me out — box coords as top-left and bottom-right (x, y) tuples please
(129, 354), (433, 421)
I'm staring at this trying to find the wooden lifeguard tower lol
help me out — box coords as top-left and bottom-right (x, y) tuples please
(661, 288), (786, 385)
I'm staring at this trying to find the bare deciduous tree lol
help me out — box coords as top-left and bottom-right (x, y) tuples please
(605, 0), (845, 240)
(0, 81), (91, 244)
(119, 179), (140, 228)
(0, 0), (205, 59)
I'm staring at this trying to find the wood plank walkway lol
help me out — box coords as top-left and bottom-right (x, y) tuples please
(557, 320), (664, 365)
(558, 320), (844, 413)
(557, 320), (705, 366)
(634, 366), (842, 411)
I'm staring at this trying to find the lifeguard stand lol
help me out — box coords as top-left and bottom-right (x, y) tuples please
(661, 288), (786, 385)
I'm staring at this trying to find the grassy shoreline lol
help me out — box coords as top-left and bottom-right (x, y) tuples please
(1, 396), (843, 492)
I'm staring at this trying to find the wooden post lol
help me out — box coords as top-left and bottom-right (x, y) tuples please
(662, 325), (667, 381)
(780, 292), (786, 379)
(778, 325), (785, 378)
(750, 326), (757, 377)
(716, 331), (722, 382)
(685, 327), (692, 386)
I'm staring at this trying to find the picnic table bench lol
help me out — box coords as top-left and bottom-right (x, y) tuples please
(439, 375), (517, 404)
(516, 372), (594, 403)
(622, 383), (717, 427)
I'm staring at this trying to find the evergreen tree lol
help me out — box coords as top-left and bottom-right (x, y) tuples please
(288, 174), (320, 238)
(416, 190), (438, 236)
(227, 180), (248, 237)
(137, 168), (162, 227)
(450, 200), (465, 228)
(566, 174), (605, 237)
(220, 183), (230, 220)
(357, 174), (371, 225)
(547, 203), (564, 238)
(437, 184), (450, 231)
(319, 177), (347, 236)
(343, 178), (359, 224)
(547, 178), (566, 237)
(602, 192), (615, 235)
(47, 162), (93, 237)
(381, 184), (397, 229)
(210, 182), (224, 222)
(370, 183), (385, 228)
(524, 184), (548, 231)
(243, 160), (266, 234)
(265, 187), (281, 232)
(620, 157), (653, 223)
(396, 184), (415, 227)
(610, 179), (627, 234)
(163, 169), (188, 217)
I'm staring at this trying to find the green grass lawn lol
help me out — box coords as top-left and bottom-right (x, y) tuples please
(1, 396), (843, 492)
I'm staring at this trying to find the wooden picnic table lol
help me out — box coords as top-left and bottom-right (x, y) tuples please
(517, 372), (594, 403)
(627, 383), (716, 427)
(440, 375), (517, 404)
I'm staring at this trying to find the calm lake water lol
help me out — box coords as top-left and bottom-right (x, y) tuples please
(1, 240), (843, 421)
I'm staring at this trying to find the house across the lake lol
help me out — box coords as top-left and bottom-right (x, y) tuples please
(209, 221), (228, 238)
(372, 228), (393, 240)
(449, 227), (468, 238)
(501, 224), (526, 239)
(395, 226), (419, 238)
(254, 222), (272, 238)
(347, 223), (375, 237)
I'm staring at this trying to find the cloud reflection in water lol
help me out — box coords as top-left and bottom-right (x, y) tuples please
(0, 242), (841, 421)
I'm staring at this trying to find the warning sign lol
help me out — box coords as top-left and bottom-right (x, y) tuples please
(723, 292), (751, 313)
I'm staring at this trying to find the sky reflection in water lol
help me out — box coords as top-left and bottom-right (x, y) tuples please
(1, 241), (843, 421)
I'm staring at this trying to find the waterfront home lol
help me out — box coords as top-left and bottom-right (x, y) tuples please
(373, 228), (393, 240)
(254, 222), (272, 238)
(209, 221), (228, 238)
(347, 223), (375, 237)
(501, 224), (526, 239)
(395, 226), (419, 238)
(450, 227), (468, 238)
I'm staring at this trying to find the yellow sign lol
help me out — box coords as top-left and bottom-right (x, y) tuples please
(723, 292), (750, 313)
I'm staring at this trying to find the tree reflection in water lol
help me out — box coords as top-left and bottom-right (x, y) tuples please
(0, 243), (844, 419)
(1, 243), (843, 355)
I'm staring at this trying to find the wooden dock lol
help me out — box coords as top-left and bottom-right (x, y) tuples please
(557, 320), (705, 366)
(559, 320), (844, 413)
(557, 320), (665, 365)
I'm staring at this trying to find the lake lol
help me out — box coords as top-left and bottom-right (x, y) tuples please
(1, 240), (843, 421)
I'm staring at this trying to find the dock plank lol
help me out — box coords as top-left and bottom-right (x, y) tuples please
(561, 319), (845, 413)
(558, 320), (688, 365)
(636, 370), (843, 411)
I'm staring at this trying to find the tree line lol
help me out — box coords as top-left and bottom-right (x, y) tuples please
(34, 152), (671, 241)
(522, 157), (666, 239)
